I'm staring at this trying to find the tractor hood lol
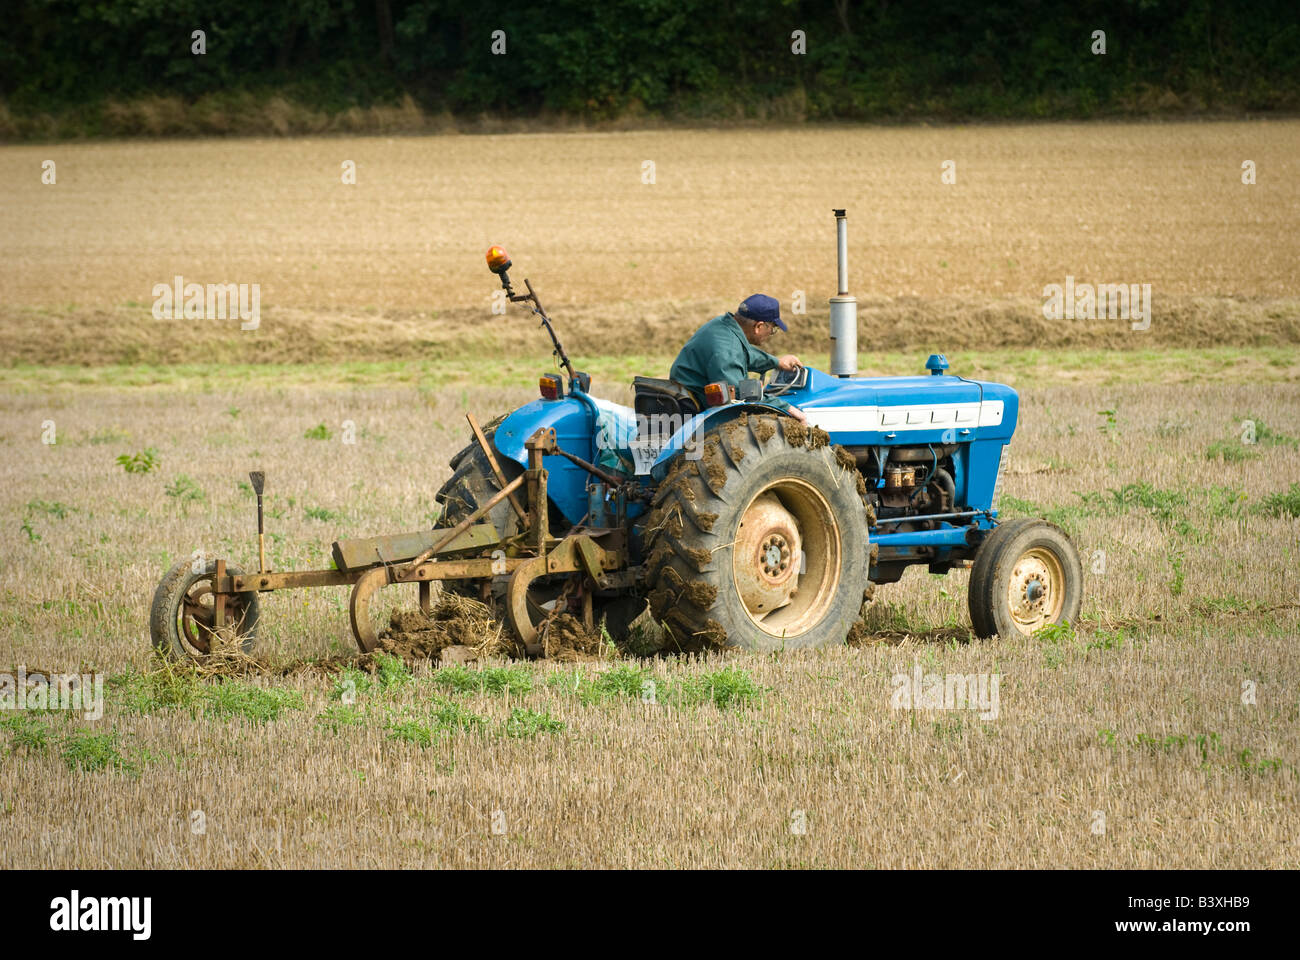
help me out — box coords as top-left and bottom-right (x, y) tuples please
(790, 367), (1018, 446)
(646, 366), (1020, 478)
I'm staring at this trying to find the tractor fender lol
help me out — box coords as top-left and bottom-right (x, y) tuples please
(491, 396), (593, 526)
(492, 392), (641, 527)
(493, 396), (592, 467)
(649, 402), (790, 483)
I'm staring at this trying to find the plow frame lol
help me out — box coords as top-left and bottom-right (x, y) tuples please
(202, 425), (635, 657)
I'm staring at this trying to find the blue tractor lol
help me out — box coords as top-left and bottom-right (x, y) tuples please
(149, 211), (1082, 661)
(427, 211), (1083, 654)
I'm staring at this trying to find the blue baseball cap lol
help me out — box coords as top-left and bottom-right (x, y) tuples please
(737, 294), (786, 331)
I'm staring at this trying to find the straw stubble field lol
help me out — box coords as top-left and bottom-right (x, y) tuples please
(1, 121), (1298, 365)
(0, 375), (1296, 867)
(1, 122), (1298, 868)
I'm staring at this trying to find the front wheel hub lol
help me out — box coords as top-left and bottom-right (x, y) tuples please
(1008, 547), (1065, 632)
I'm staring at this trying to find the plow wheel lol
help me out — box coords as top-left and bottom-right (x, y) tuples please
(506, 559), (601, 657)
(150, 560), (260, 661)
(642, 413), (873, 652)
(968, 519), (1083, 639)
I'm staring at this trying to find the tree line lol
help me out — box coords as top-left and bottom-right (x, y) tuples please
(2, 0), (1296, 122)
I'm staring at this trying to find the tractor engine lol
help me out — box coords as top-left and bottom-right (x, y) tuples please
(855, 444), (958, 521)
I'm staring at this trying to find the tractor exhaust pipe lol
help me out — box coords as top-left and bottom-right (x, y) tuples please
(829, 208), (858, 378)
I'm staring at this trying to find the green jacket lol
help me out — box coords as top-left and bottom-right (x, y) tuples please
(669, 312), (792, 412)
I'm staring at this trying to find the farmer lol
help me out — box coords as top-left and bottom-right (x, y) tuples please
(669, 294), (807, 422)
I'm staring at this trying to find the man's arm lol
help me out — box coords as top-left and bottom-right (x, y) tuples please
(697, 329), (805, 419)
(744, 343), (779, 374)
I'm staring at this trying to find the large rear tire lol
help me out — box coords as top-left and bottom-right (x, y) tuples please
(642, 413), (874, 652)
(967, 519), (1083, 639)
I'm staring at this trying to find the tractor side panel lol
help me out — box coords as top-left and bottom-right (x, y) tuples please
(493, 398), (593, 526)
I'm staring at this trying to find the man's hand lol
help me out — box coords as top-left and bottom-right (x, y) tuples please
(786, 406), (807, 423)
(777, 354), (802, 372)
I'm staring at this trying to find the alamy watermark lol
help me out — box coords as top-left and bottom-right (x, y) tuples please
(49, 890), (150, 940)
(1042, 276), (1151, 331)
(1, 667), (103, 721)
(152, 275), (260, 330)
(889, 664), (1000, 720)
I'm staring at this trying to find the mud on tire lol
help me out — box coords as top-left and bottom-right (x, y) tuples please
(642, 413), (875, 652)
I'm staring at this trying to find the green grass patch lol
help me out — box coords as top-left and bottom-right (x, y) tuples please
(0, 713), (52, 753)
(116, 448), (159, 474)
(1238, 415), (1299, 448)
(1032, 621), (1076, 644)
(372, 652), (412, 689)
(60, 728), (137, 774)
(25, 499), (71, 519)
(1080, 627), (1135, 653)
(110, 663), (205, 713)
(111, 666), (302, 724)
(1205, 440), (1258, 463)
(384, 697), (490, 746)
(1099, 728), (1289, 775)
(384, 719), (436, 747)
(164, 474), (206, 502)
(330, 653), (410, 702)
(547, 664), (764, 710)
(503, 707), (565, 739)
(330, 667), (374, 702)
(675, 667), (765, 710)
(203, 682), (305, 724)
(5, 347), (1298, 394)
(431, 664), (533, 696)
(1190, 595), (1258, 616)
(1255, 483), (1300, 519)
(316, 704), (366, 732)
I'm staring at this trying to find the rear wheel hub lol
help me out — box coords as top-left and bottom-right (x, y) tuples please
(732, 480), (841, 637)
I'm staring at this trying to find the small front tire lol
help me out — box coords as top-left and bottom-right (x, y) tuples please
(968, 520), (1083, 639)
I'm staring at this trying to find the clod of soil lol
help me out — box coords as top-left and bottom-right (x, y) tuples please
(535, 613), (607, 661)
(752, 416), (776, 444)
(780, 418), (807, 447)
(378, 593), (516, 661)
(833, 445), (857, 473)
(702, 447), (728, 493)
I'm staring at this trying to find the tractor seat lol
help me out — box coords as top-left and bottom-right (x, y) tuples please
(632, 376), (701, 423)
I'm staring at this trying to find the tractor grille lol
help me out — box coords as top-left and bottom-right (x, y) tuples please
(991, 444), (1009, 507)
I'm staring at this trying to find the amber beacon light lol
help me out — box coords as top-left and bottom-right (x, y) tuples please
(486, 245), (512, 274)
